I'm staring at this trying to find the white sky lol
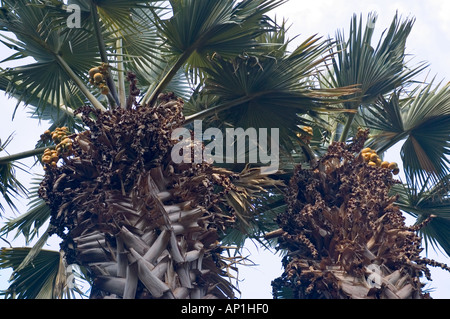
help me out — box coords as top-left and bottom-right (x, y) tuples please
(0, 0), (449, 299)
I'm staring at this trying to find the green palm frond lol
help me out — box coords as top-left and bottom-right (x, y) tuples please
(0, 0), (105, 111)
(326, 12), (426, 105)
(186, 36), (357, 152)
(393, 173), (450, 256)
(0, 247), (84, 299)
(0, 134), (28, 214)
(1, 177), (51, 243)
(364, 81), (450, 184)
(322, 12), (427, 142)
(144, 0), (285, 105)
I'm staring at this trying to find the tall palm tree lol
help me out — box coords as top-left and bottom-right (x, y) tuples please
(0, 0), (353, 298)
(0, 2), (448, 299)
(270, 13), (450, 299)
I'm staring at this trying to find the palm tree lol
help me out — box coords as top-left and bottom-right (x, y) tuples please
(0, 2), (448, 299)
(0, 0), (353, 298)
(269, 13), (450, 299)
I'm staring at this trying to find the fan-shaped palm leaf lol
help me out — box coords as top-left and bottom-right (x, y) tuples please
(0, 134), (28, 214)
(364, 81), (450, 184)
(323, 12), (427, 141)
(144, 0), (285, 105)
(393, 173), (450, 256)
(0, 177), (51, 244)
(0, 247), (84, 298)
(185, 36), (358, 152)
(0, 0), (105, 111)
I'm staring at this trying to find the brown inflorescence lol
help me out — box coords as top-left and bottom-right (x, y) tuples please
(272, 129), (448, 299)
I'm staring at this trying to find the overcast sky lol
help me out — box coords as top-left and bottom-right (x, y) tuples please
(0, 0), (449, 299)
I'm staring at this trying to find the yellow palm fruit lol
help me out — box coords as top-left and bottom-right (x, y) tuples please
(376, 158), (382, 166)
(370, 154), (379, 162)
(42, 155), (51, 163)
(89, 67), (100, 78)
(101, 86), (110, 95)
(363, 153), (371, 162)
(94, 73), (104, 83)
(368, 161), (377, 167)
(381, 161), (390, 168)
(388, 162), (398, 170)
(362, 148), (372, 154)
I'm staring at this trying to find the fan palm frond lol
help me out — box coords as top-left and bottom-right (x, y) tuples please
(144, 0), (285, 105)
(393, 173), (450, 256)
(0, 247), (86, 299)
(186, 36), (357, 152)
(364, 81), (450, 184)
(0, 134), (28, 214)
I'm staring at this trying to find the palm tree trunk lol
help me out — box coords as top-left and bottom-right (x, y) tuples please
(65, 167), (232, 299)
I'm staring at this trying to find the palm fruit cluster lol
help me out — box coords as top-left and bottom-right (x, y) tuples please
(271, 130), (448, 299)
(42, 148), (59, 168)
(297, 126), (313, 143)
(89, 63), (110, 95)
(361, 147), (399, 175)
(41, 127), (73, 169)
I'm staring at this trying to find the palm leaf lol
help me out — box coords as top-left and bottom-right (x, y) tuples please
(144, 0), (285, 105)
(393, 173), (450, 256)
(0, 246), (86, 299)
(326, 12), (426, 106)
(0, 0), (105, 111)
(364, 81), (450, 184)
(222, 166), (285, 247)
(0, 134), (28, 214)
(0, 177), (51, 243)
(187, 36), (357, 152)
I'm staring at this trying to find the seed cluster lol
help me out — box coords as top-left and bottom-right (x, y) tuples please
(89, 63), (110, 95)
(41, 127), (73, 169)
(361, 147), (399, 175)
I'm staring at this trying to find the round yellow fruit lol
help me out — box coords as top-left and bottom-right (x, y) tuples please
(368, 161), (377, 167)
(89, 67), (100, 78)
(388, 162), (398, 170)
(362, 148), (372, 154)
(376, 158), (382, 166)
(101, 86), (110, 95)
(94, 73), (104, 83)
(381, 161), (389, 168)
(370, 154), (379, 162)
